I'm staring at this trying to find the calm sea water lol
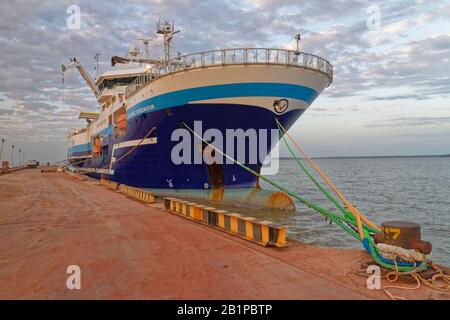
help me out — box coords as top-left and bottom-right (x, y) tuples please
(257, 157), (450, 266)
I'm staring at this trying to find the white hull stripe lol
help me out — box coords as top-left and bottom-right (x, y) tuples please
(127, 82), (318, 120)
(109, 137), (158, 172)
(76, 138), (158, 176)
(189, 97), (309, 112)
(113, 137), (157, 150)
(69, 155), (93, 159)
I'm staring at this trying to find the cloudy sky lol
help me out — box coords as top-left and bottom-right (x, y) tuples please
(0, 0), (449, 163)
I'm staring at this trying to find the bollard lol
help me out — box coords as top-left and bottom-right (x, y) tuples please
(374, 221), (432, 254)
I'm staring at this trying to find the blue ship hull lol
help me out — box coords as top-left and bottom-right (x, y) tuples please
(70, 103), (304, 190)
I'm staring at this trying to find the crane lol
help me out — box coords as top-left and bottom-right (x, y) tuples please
(61, 58), (101, 98)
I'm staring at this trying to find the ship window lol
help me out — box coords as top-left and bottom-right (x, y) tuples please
(106, 80), (115, 89)
(115, 77), (137, 86)
(99, 77), (137, 92)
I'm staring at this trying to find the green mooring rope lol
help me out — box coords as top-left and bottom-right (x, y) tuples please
(277, 124), (379, 234)
(182, 122), (427, 272)
(275, 121), (427, 273)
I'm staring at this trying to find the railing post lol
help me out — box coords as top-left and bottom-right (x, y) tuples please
(124, 48), (333, 97)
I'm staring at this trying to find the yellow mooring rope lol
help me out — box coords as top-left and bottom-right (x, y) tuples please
(274, 119), (450, 299)
(275, 118), (379, 236)
(383, 262), (450, 300)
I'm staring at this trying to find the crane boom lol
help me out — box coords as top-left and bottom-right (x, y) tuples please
(61, 58), (100, 98)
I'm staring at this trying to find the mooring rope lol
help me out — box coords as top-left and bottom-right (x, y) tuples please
(181, 121), (362, 239)
(273, 119), (432, 272)
(57, 119), (448, 299)
(273, 119), (450, 299)
(275, 118), (379, 232)
(181, 121), (431, 274)
(275, 119), (378, 235)
(382, 262), (450, 300)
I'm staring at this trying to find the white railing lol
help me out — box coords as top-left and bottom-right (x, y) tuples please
(125, 48), (333, 97)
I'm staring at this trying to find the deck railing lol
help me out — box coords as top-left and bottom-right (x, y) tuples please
(125, 48), (333, 97)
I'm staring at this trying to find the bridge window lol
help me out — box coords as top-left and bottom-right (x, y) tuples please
(99, 76), (137, 91)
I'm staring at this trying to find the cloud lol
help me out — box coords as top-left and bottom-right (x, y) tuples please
(366, 116), (450, 128)
(369, 94), (427, 101)
(0, 0), (449, 161)
(382, 19), (410, 34)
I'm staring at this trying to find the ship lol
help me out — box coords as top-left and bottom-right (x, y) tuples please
(65, 21), (333, 210)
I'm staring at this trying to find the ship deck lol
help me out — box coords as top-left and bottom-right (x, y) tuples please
(0, 169), (447, 299)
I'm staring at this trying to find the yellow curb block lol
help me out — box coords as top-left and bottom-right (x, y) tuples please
(118, 184), (155, 204)
(163, 197), (288, 247)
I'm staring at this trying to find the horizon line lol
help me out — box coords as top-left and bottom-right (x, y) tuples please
(278, 154), (450, 159)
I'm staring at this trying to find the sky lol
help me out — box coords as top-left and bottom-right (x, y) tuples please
(0, 0), (449, 163)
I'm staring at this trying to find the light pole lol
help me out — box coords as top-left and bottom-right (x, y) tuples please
(11, 145), (14, 167)
(23, 150), (26, 166)
(18, 149), (22, 166)
(0, 138), (4, 162)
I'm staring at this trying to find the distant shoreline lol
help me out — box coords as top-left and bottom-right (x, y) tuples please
(279, 154), (450, 160)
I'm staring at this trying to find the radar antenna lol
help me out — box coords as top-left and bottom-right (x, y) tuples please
(156, 19), (180, 63)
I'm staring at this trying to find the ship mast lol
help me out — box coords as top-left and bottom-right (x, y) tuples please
(138, 38), (152, 59)
(156, 19), (180, 63)
(294, 34), (301, 56)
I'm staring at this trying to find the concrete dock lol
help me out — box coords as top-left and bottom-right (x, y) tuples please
(0, 169), (447, 299)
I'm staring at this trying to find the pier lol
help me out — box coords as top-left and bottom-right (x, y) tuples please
(0, 169), (446, 299)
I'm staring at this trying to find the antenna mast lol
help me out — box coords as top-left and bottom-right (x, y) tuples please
(156, 19), (180, 63)
(138, 38), (153, 59)
(295, 34), (301, 56)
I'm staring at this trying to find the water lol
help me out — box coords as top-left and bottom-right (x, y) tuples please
(257, 157), (450, 266)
